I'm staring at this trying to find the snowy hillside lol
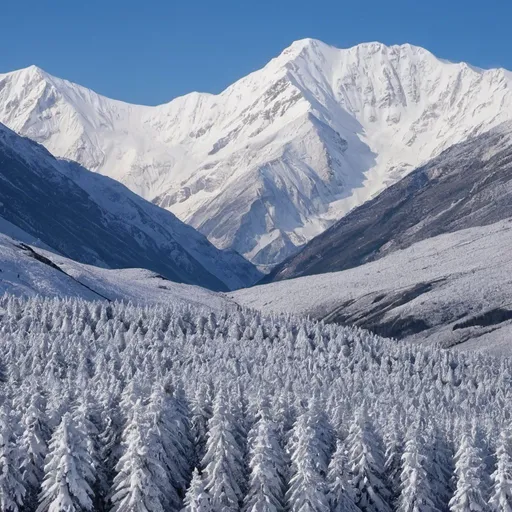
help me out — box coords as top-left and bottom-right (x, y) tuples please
(2, 41), (512, 266)
(0, 229), (233, 311)
(233, 219), (512, 354)
(266, 122), (512, 282)
(1, 293), (511, 510)
(0, 122), (260, 291)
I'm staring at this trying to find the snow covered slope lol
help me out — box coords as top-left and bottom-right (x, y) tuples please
(0, 230), (233, 311)
(0, 122), (260, 291)
(2, 40), (512, 267)
(266, 123), (512, 282)
(232, 220), (512, 354)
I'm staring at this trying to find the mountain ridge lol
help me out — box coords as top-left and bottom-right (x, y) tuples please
(2, 40), (512, 266)
(264, 122), (512, 282)
(0, 121), (260, 290)
(233, 218), (512, 354)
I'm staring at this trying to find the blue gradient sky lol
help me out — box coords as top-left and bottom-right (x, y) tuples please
(1, 0), (509, 105)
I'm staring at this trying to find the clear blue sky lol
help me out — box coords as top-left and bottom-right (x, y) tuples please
(2, 0), (510, 105)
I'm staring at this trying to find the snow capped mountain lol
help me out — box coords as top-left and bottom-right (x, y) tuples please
(0, 122), (260, 291)
(2, 40), (512, 267)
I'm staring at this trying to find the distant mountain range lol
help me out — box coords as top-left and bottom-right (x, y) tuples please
(3, 40), (512, 268)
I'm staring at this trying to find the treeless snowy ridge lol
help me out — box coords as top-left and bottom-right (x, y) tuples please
(232, 220), (512, 354)
(0, 231), (233, 311)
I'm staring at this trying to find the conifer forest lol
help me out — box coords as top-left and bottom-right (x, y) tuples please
(0, 294), (510, 511)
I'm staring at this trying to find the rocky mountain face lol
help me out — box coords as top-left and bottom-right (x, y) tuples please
(2, 40), (512, 267)
(265, 123), (512, 282)
(0, 123), (260, 291)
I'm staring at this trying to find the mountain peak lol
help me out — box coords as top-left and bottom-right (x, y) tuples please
(3, 64), (51, 84)
(281, 37), (330, 53)
(279, 39), (432, 59)
(268, 39), (443, 82)
(23, 64), (46, 75)
(271, 38), (338, 68)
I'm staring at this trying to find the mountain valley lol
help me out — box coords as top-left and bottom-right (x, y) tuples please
(266, 122), (512, 282)
(0, 122), (260, 291)
(3, 2), (512, 508)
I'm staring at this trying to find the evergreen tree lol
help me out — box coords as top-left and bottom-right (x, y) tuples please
(182, 468), (213, 512)
(490, 429), (512, 512)
(383, 411), (403, 506)
(449, 430), (488, 512)
(397, 426), (440, 512)
(244, 413), (286, 512)
(0, 406), (25, 512)
(37, 412), (95, 512)
(427, 422), (454, 511)
(190, 384), (213, 464)
(201, 389), (245, 512)
(72, 393), (102, 506)
(286, 409), (330, 512)
(307, 394), (335, 472)
(347, 410), (391, 512)
(110, 403), (167, 512)
(327, 439), (360, 512)
(146, 385), (188, 509)
(20, 393), (48, 510)
(97, 413), (121, 510)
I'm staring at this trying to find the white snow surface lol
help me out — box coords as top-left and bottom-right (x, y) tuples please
(2, 40), (512, 266)
(0, 230), (233, 311)
(231, 220), (512, 355)
(4, 211), (512, 354)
